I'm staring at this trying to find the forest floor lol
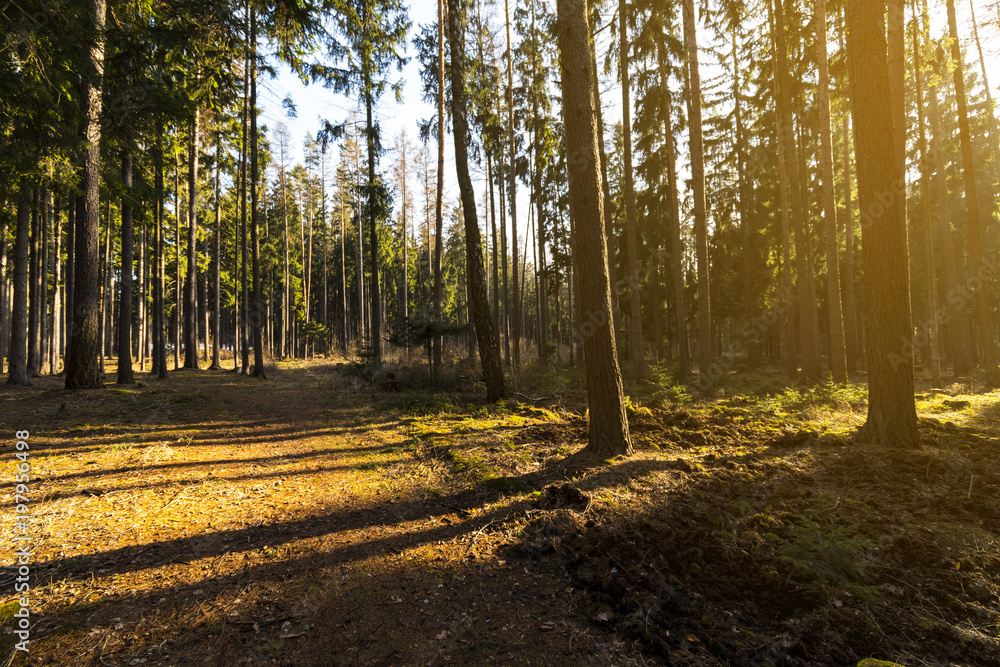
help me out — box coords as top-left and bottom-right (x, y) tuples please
(0, 357), (998, 666)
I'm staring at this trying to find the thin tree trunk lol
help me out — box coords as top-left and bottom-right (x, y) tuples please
(768, 0), (797, 378)
(249, 5), (265, 377)
(816, 0), (848, 383)
(842, 117), (859, 374)
(155, 120), (168, 378)
(619, 0), (644, 380)
(27, 187), (40, 377)
(775, 0), (820, 383)
(911, 5), (941, 386)
(683, 0), (712, 388)
(239, 23), (250, 375)
(184, 108), (200, 368)
(7, 183), (32, 386)
(211, 134), (223, 370)
(504, 0), (520, 374)
(118, 150), (135, 384)
(656, 40), (689, 379)
(946, 0), (1000, 384)
(554, 0), (631, 457)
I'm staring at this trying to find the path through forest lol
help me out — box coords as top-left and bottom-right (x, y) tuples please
(1, 362), (999, 665)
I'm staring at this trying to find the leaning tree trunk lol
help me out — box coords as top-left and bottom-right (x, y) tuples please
(117, 150), (135, 384)
(555, 0), (632, 457)
(7, 182), (32, 386)
(847, 0), (918, 448)
(683, 0), (712, 389)
(65, 0), (106, 390)
(816, 0), (848, 383)
(447, 0), (508, 402)
(946, 0), (1000, 384)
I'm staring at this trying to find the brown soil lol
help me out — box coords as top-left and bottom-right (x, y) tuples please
(0, 362), (997, 666)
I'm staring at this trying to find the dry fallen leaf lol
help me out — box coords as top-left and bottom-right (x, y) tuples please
(687, 634), (699, 643)
(436, 630), (449, 640)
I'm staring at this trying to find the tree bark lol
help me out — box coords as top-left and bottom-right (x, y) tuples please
(447, 0), (508, 402)
(555, 0), (632, 457)
(65, 0), (106, 390)
(847, 0), (918, 447)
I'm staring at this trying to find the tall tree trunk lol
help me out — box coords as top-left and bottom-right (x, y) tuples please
(137, 205), (145, 370)
(842, 117), (859, 374)
(0, 217), (9, 370)
(768, 0), (797, 378)
(65, 191), (75, 366)
(7, 183), (31, 386)
(341, 185), (348, 353)
(683, 0), (712, 388)
(51, 199), (62, 373)
(590, 29), (621, 361)
(619, 0), (645, 381)
(498, 152), (511, 366)
(656, 39), (689, 379)
(847, 0), (917, 448)
(911, 5), (941, 386)
(184, 108), (200, 368)
(816, 0), (848, 382)
(154, 120), (168, 378)
(946, 0), (1000, 384)
(27, 187), (40, 377)
(504, 0), (520, 374)
(775, 0), (820, 383)
(239, 24), (250, 375)
(281, 149), (289, 358)
(65, 0), (106, 390)
(211, 135), (222, 370)
(555, 0), (632, 457)
(173, 150), (182, 370)
(118, 150), (135, 384)
(250, 4), (265, 378)
(447, 0), (508, 401)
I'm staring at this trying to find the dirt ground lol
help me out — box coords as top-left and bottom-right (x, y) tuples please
(1, 360), (998, 666)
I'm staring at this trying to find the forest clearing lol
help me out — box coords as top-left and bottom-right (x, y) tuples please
(1, 361), (998, 665)
(5, 0), (1000, 664)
